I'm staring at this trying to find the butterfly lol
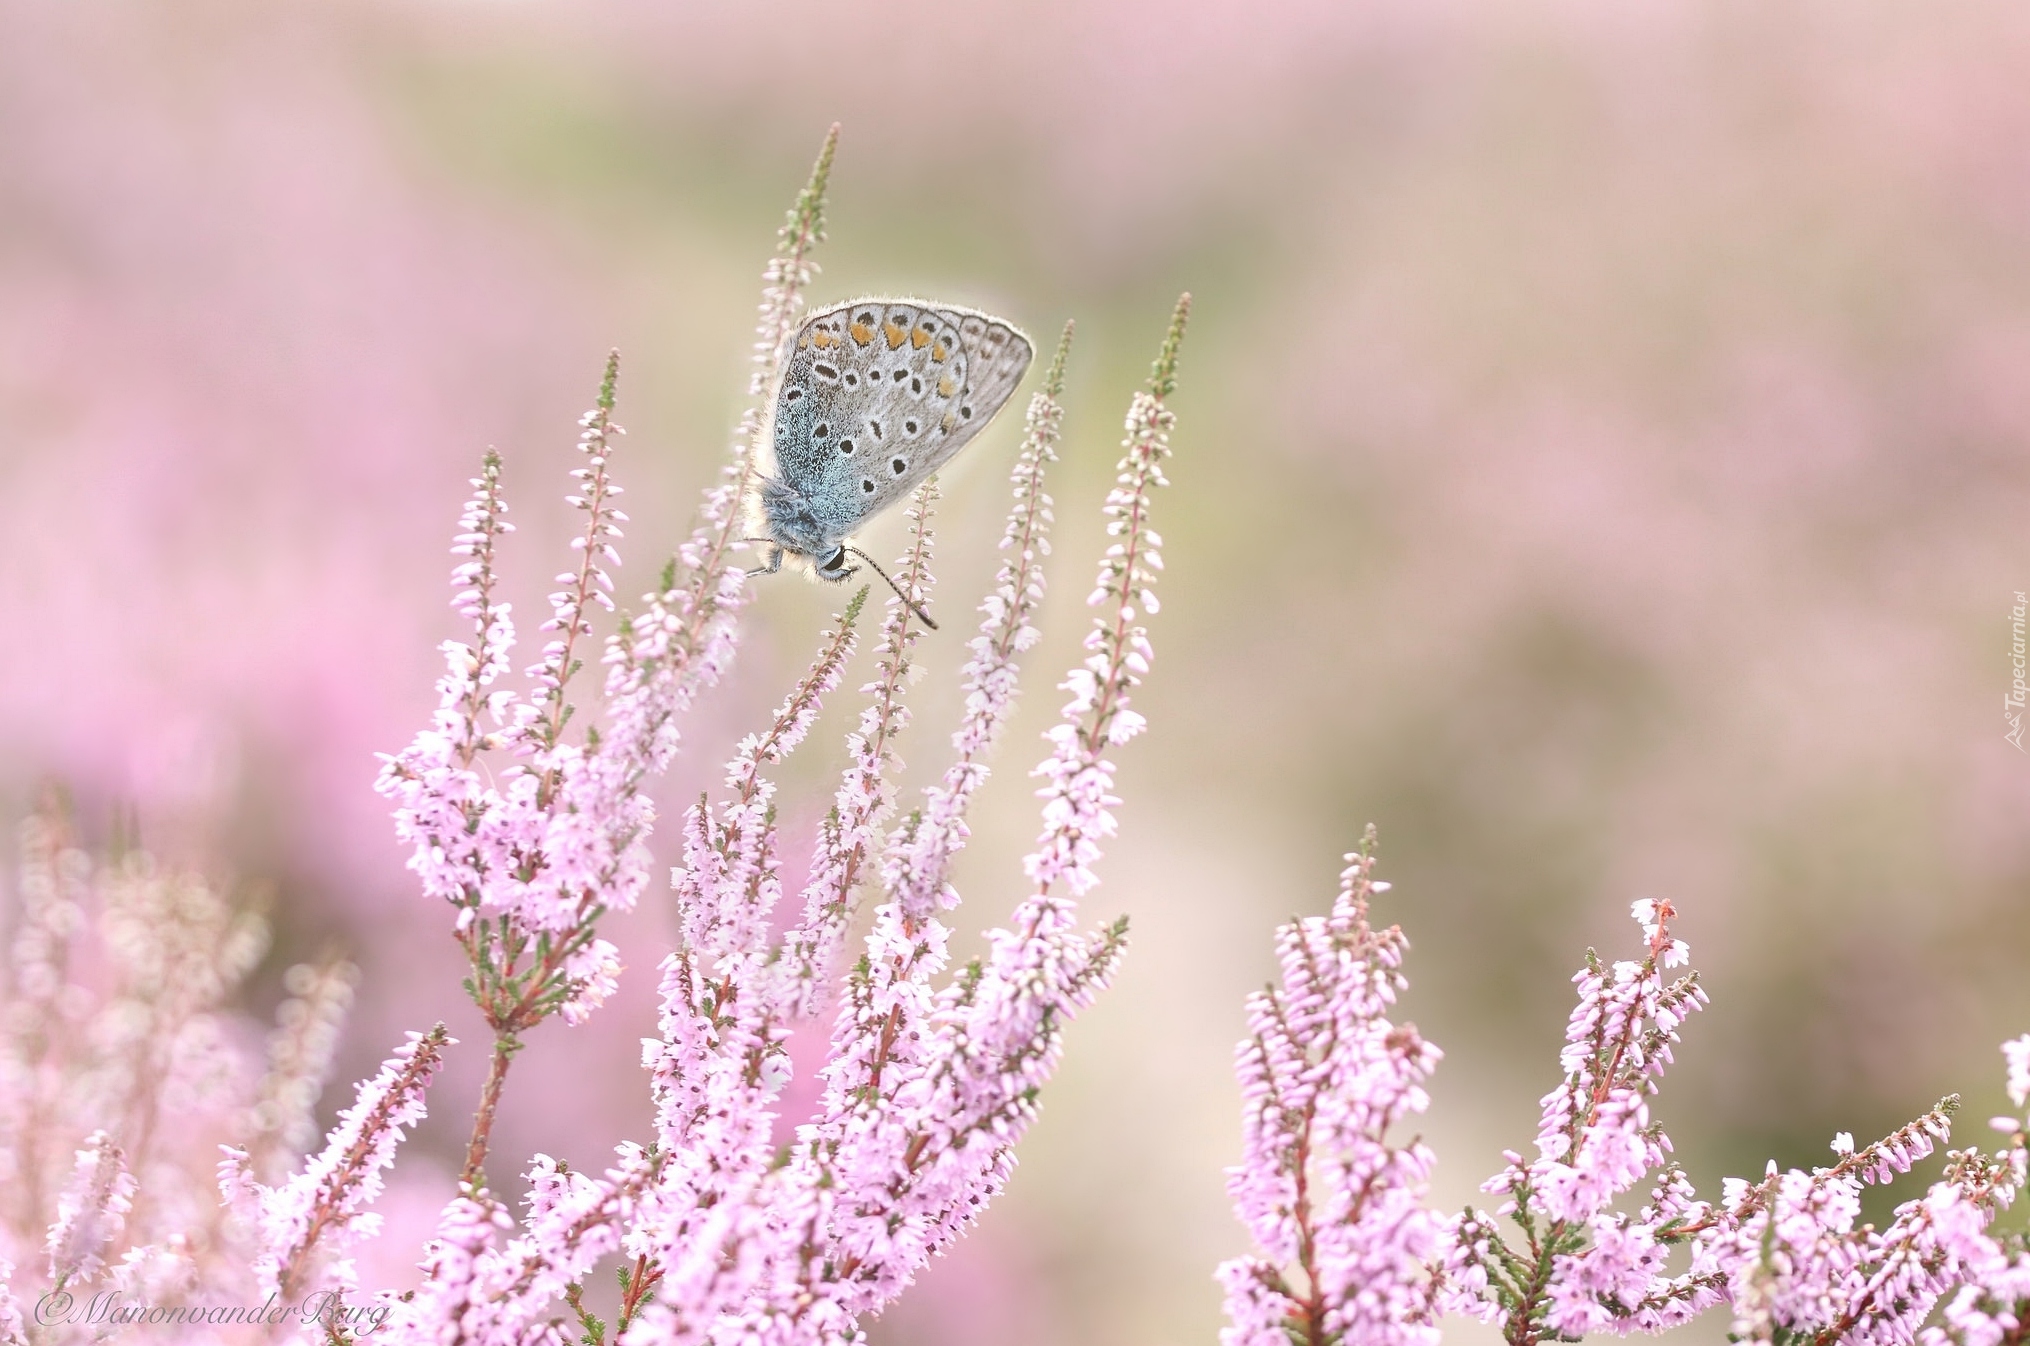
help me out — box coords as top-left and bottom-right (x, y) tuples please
(751, 299), (1035, 628)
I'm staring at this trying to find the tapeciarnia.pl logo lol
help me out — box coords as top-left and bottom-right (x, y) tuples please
(2009, 590), (2027, 752)
(34, 1288), (390, 1335)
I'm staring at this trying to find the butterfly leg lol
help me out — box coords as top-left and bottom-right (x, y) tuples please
(745, 545), (786, 578)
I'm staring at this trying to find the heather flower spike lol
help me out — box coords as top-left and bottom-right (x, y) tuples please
(369, 147), (1195, 1346)
(1212, 862), (2030, 1346)
(1440, 898), (1716, 1342)
(882, 320), (1073, 925)
(221, 1023), (451, 1299)
(375, 130), (839, 1198)
(1218, 829), (1443, 1346)
(46, 1130), (136, 1290)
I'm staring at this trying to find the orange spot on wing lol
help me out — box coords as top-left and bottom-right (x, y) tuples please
(910, 327), (930, 349)
(850, 321), (874, 345)
(798, 335), (811, 349)
(937, 373), (957, 398)
(884, 322), (908, 349)
(941, 411), (958, 432)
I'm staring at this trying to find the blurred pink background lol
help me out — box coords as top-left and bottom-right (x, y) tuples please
(5, 2), (2030, 1342)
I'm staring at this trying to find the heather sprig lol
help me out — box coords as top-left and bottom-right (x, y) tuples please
(45, 1130), (135, 1292)
(374, 132), (838, 1199)
(781, 481), (940, 1022)
(220, 1023), (451, 1300)
(1217, 830), (1443, 1346)
(767, 302), (1189, 1327)
(355, 105), (1191, 1340)
(377, 294), (1190, 1346)
(882, 321), (1073, 926)
(1436, 898), (1711, 1343)
(0, 806), (412, 1334)
(1215, 838), (2030, 1346)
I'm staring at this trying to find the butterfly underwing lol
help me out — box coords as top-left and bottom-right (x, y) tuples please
(751, 298), (1034, 624)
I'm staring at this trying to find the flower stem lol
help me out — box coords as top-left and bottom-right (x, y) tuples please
(461, 1030), (524, 1190)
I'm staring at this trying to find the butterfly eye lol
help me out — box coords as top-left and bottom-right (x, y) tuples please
(890, 457), (907, 476)
(838, 438), (855, 455)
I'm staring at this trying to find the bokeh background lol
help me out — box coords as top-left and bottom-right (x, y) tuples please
(5, 1), (2030, 1341)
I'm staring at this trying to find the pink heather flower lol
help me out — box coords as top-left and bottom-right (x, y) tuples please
(375, 138), (828, 1205)
(1217, 837), (1443, 1346)
(369, 144), (856, 1346)
(0, 1265), (23, 1346)
(782, 489), (937, 1022)
(559, 938), (624, 1027)
(790, 307), (1182, 1323)
(224, 1024), (450, 1298)
(407, 1146), (660, 1346)
(882, 326), (1071, 924)
(2004, 1035), (2030, 1111)
(377, 347), (759, 1014)
(1698, 1100), (1965, 1343)
(605, 304), (1184, 1346)
(1442, 898), (1712, 1338)
(618, 508), (940, 1344)
(735, 338), (1079, 1331)
(108, 1235), (202, 1305)
(45, 1130), (136, 1288)
(1025, 300), (1185, 901)
(1927, 1242), (2030, 1346)
(380, 1188), (516, 1346)
(642, 592), (866, 1189)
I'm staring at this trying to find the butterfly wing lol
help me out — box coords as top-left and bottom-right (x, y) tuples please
(768, 299), (1033, 552)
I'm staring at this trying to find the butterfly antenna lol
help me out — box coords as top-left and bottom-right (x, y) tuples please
(846, 546), (938, 630)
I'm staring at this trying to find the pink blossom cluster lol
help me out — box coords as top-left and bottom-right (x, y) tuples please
(0, 808), (415, 1342)
(1217, 832), (1443, 1346)
(0, 129), (1194, 1346)
(1220, 871), (2030, 1346)
(372, 286), (1189, 1345)
(219, 1026), (449, 1302)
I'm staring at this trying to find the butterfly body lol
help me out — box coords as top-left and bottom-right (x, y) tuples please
(754, 299), (1034, 587)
